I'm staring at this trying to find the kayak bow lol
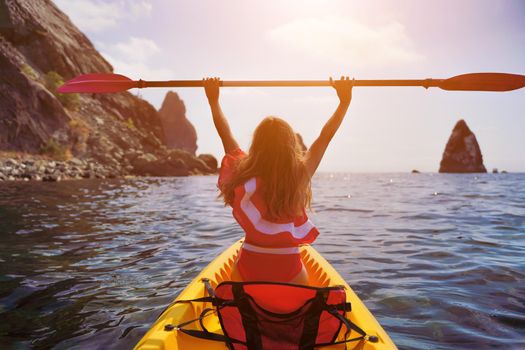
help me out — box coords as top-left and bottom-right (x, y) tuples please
(134, 240), (397, 350)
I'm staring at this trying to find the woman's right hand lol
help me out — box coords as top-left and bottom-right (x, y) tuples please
(330, 76), (353, 105)
(203, 77), (221, 104)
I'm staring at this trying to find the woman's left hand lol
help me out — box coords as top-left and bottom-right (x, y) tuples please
(203, 77), (221, 104)
(330, 76), (354, 105)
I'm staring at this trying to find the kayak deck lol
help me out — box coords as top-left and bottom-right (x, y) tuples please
(134, 240), (397, 349)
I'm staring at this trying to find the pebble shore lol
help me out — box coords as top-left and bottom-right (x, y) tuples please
(0, 157), (118, 182)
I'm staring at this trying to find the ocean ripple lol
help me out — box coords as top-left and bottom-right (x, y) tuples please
(0, 173), (524, 349)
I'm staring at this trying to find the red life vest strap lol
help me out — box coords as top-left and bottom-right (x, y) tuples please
(162, 280), (375, 350)
(241, 242), (301, 255)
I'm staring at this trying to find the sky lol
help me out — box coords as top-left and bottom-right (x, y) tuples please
(54, 0), (525, 172)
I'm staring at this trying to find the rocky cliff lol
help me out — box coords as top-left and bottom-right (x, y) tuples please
(158, 91), (198, 154)
(0, 0), (216, 180)
(439, 119), (487, 173)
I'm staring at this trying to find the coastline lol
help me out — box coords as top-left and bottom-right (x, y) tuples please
(0, 151), (218, 182)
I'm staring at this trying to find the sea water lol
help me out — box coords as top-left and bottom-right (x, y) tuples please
(0, 173), (523, 349)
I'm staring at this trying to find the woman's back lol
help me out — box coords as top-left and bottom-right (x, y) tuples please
(204, 76), (353, 283)
(219, 148), (318, 282)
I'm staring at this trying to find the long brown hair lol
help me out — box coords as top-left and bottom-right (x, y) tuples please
(220, 116), (311, 220)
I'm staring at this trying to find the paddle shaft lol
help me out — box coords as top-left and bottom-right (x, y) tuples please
(58, 73), (525, 93)
(141, 79), (443, 88)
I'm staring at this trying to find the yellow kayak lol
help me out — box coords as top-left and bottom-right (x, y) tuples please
(134, 240), (397, 350)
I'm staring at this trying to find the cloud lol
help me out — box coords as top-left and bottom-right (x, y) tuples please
(129, 1), (153, 18)
(54, 0), (168, 79)
(100, 37), (172, 80)
(267, 16), (423, 67)
(54, 0), (152, 33)
(114, 37), (161, 62)
(102, 53), (173, 80)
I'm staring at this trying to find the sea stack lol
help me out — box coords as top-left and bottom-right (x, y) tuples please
(439, 119), (487, 173)
(158, 91), (198, 154)
(0, 0), (220, 180)
(296, 133), (307, 153)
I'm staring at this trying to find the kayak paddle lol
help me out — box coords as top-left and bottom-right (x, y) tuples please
(58, 72), (525, 94)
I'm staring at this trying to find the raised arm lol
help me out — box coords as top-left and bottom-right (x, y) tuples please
(304, 77), (353, 177)
(203, 77), (239, 154)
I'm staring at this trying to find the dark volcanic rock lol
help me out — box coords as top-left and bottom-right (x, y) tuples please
(130, 153), (157, 172)
(0, 0), (164, 158)
(166, 149), (212, 174)
(0, 36), (70, 151)
(198, 154), (218, 172)
(296, 133), (307, 153)
(439, 120), (487, 173)
(0, 0), (111, 78)
(132, 157), (189, 177)
(158, 91), (198, 154)
(130, 149), (218, 177)
(0, 0), (216, 179)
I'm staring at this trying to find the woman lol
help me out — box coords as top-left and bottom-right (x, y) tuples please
(204, 76), (353, 284)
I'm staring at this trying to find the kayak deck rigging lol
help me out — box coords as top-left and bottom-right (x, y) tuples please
(134, 240), (397, 349)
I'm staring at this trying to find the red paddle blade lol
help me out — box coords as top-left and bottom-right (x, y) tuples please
(57, 73), (137, 93)
(439, 73), (525, 92)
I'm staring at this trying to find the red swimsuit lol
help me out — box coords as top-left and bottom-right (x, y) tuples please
(218, 148), (319, 282)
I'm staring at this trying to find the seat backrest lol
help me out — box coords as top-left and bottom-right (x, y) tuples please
(214, 282), (348, 350)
